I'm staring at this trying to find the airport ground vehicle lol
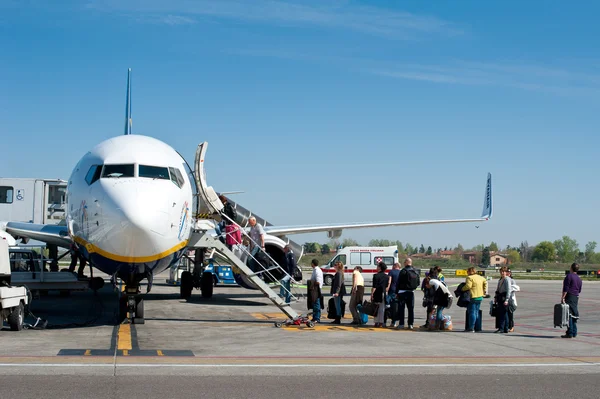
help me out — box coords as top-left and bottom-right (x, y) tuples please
(321, 246), (399, 285)
(0, 178), (67, 225)
(8, 246), (90, 295)
(167, 255), (237, 286)
(0, 238), (29, 331)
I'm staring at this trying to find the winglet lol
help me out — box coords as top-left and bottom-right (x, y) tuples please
(481, 173), (492, 219)
(124, 68), (132, 135)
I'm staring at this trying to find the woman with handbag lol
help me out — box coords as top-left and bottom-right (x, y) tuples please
(371, 262), (388, 327)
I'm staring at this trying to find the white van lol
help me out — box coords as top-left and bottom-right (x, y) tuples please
(321, 246), (399, 286)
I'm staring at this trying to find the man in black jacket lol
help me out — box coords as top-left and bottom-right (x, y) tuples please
(396, 258), (419, 330)
(279, 245), (296, 304)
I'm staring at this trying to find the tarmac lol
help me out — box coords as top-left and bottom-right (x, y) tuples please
(0, 272), (599, 397)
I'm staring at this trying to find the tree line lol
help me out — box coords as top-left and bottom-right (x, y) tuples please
(303, 236), (599, 265)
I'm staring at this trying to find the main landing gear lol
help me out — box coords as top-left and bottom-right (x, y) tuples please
(180, 248), (213, 300)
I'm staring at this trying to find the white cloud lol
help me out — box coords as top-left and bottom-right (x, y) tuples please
(85, 0), (461, 38)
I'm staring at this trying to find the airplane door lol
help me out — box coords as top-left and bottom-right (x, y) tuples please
(194, 142), (224, 216)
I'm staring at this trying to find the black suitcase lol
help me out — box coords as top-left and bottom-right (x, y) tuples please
(554, 303), (570, 328)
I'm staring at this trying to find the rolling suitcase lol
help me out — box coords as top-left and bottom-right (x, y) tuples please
(554, 303), (570, 328)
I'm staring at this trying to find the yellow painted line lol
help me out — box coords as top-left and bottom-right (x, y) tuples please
(122, 350), (129, 356)
(73, 236), (188, 263)
(84, 350), (91, 356)
(117, 324), (133, 350)
(250, 313), (286, 320)
(157, 350), (164, 356)
(282, 325), (396, 332)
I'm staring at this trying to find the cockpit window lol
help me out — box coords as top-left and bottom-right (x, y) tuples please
(101, 164), (134, 178)
(169, 167), (185, 188)
(139, 165), (170, 180)
(85, 165), (102, 185)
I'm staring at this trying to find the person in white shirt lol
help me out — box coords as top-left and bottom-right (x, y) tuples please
(426, 271), (451, 330)
(310, 259), (323, 323)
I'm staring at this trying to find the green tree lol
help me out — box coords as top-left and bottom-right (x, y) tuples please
(321, 244), (330, 255)
(394, 241), (404, 253)
(313, 243), (321, 254)
(507, 249), (521, 264)
(419, 244), (425, 253)
(519, 241), (532, 262)
(303, 242), (317, 253)
(532, 241), (556, 262)
(553, 236), (579, 263)
(341, 238), (359, 248)
(454, 244), (464, 254)
(426, 246), (432, 255)
(489, 241), (499, 252)
(585, 241), (597, 263)
(405, 244), (414, 255)
(481, 247), (491, 265)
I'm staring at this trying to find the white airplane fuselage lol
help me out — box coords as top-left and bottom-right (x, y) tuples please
(66, 135), (193, 280)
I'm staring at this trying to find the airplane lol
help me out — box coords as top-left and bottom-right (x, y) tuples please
(1, 69), (493, 324)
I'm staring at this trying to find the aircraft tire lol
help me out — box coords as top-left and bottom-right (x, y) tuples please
(201, 272), (213, 298)
(180, 271), (193, 299)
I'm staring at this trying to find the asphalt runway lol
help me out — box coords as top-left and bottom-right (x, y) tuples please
(0, 272), (599, 390)
(1, 375), (598, 399)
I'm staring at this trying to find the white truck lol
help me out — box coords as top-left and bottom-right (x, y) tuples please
(0, 237), (29, 331)
(321, 245), (399, 286)
(0, 178), (67, 225)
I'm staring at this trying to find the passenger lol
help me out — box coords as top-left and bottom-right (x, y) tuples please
(68, 243), (87, 279)
(434, 266), (445, 284)
(330, 261), (346, 324)
(462, 266), (488, 332)
(349, 266), (365, 325)
(396, 257), (419, 330)
(426, 271), (451, 330)
(561, 262), (583, 338)
(310, 259), (323, 323)
(247, 216), (265, 272)
(421, 269), (435, 329)
(225, 222), (242, 251)
(219, 195), (237, 225)
(279, 245), (296, 304)
(371, 262), (388, 327)
(494, 266), (513, 333)
(386, 262), (401, 328)
(506, 268), (520, 332)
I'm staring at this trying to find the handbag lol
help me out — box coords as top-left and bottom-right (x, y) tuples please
(489, 300), (498, 317)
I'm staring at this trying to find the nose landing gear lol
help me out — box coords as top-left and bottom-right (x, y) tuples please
(119, 284), (145, 324)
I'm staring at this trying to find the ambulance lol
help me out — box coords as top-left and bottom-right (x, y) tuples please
(321, 246), (399, 286)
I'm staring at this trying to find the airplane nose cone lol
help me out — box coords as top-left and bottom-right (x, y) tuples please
(99, 180), (173, 259)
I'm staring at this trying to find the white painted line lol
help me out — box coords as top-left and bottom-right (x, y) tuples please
(0, 363), (599, 368)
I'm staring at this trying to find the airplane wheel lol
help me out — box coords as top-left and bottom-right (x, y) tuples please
(118, 296), (128, 323)
(135, 297), (144, 319)
(180, 271), (193, 299)
(8, 302), (24, 331)
(200, 272), (213, 298)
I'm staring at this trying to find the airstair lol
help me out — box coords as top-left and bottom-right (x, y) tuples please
(188, 229), (299, 320)
(187, 142), (301, 321)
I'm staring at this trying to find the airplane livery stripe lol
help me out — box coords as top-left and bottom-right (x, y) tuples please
(73, 236), (188, 263)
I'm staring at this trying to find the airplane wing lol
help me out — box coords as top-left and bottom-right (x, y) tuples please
(0, 222), (72, 248)
(264, 173), (492, 237)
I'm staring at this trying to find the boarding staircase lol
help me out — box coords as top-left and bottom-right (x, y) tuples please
(188, 229), (300, 320)
(187, 141), (301, 320)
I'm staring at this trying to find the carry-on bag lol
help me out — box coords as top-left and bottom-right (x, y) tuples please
(554, 303), (570, 328)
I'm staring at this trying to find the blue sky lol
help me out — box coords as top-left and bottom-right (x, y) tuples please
(1, 0), (599, 251)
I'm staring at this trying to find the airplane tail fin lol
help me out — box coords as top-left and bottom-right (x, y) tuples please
(481, 172), (492, 219)
(124, 68), (132, 135)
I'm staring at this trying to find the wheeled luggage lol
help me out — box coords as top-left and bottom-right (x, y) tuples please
(356, 303), (369, 325)
(554, 303), (570, 328)
(327, 297), (346, 319)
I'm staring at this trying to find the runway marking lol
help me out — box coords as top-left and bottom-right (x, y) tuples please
(117, 324), (132, 350)
(283, 325), (397, 332)
(57, 324), (194, 357)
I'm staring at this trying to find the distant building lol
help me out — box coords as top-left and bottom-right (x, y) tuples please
(462, 251), (478, 264)
(490, 252), (508, 266)
(440, 250), (455, 259)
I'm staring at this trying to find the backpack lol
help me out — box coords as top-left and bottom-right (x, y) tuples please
(406, 268), (420, 290)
